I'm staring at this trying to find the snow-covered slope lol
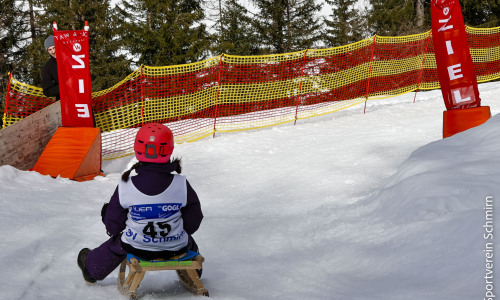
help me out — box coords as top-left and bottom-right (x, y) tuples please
(0, 83), (498, 299)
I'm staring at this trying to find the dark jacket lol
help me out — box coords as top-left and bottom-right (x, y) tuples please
(41, 56), (60, 99)
(103, 161), (204, 241)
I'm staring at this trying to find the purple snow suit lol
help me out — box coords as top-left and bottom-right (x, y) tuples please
(85, 161), (203, 280)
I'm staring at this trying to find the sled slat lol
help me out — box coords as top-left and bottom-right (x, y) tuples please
(117, 253), (208, 299)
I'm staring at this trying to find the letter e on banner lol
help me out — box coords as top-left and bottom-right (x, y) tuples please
(75, 104), (90, 118)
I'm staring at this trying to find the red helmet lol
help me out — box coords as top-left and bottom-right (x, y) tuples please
(134, 123), (174, 163)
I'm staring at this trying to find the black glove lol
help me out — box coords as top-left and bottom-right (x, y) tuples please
(101, 202), (109, 223)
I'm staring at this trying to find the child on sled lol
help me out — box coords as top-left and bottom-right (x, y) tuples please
(78, 123), (203, 283)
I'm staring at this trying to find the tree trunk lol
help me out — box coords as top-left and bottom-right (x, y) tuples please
(219, 0), (223, 35)
(28, 0), (37, 40)
(69, 0), (76, 30)
(416, 0), (424, 28)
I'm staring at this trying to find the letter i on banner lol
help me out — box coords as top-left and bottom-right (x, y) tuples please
(430, 0), (481, 110)
(53, 21), (94, 127)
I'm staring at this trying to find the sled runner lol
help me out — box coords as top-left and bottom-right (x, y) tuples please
(117, 250), (209, 299)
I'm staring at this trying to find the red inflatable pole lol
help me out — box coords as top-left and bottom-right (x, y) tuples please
(431, 0), (490, 137)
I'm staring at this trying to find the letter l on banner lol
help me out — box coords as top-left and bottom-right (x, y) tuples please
(431, 0), (481, 110)
(53, 23), (94, 127)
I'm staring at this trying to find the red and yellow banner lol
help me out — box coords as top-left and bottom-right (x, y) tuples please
(54, 26), (94, 127)
(431, 0), (481, 110)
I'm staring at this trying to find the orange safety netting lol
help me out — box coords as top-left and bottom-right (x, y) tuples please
(3, 26), (500, 160)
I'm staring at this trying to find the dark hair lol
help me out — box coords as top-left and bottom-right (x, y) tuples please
(121, 158), (182, 182)
(121, 161), (143, 182)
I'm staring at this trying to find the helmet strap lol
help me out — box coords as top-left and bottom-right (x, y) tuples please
(145, 144), (158, 159)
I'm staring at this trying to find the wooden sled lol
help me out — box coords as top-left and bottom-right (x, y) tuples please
(117, 251), (209, 299)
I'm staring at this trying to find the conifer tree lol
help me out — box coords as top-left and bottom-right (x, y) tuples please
(252, 0), (286, 53)
(210, 0), (260, 55)
(367, 0), (498, 36)
(487, 0), (500, 27)
(252, 0), (323, 54)
(367, 0), (500, 36)
(375, 0), (500, 34)
(1, 0), (31, 116)
(323, 0), (365, 47)
(26, 0), (132, 91)
(115, 0), (210, 66)
(367, 0), (430, 36)
(460, 0), (498, 27)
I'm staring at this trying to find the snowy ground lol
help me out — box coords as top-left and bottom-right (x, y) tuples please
(0, 83), (499, 299)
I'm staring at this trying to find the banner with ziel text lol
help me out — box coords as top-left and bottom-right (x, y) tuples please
(54, 28), (94, 127)
(431, 0), (481, 110)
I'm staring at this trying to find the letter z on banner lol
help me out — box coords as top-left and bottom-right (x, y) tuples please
(431, 0), (481, 110)
(54, 29), (94, 127)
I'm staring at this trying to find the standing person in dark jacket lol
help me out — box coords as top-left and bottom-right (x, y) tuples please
(41, 35), (60, 99)
(77, 123), (204, 283)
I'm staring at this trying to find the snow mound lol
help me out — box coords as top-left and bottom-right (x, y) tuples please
(366, 113), (500, 224)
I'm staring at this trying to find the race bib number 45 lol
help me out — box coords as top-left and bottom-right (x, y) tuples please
(125, 221), (186, 243)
